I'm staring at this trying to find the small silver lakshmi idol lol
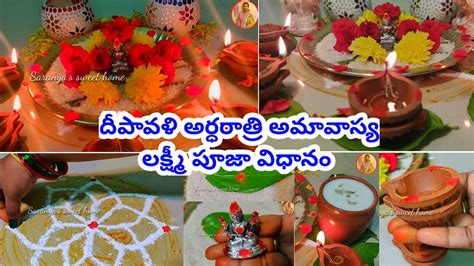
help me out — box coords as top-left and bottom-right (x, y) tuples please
(219, 201), (266, 259)
(109, 39), (130, 83)
(380, 13), (397, 51)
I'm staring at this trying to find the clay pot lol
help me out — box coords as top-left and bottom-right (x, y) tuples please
(381, 167), (461, 210)
(393, 241), (447, 265)
(317, 176), (377, 244)
(384, 194), (461, 228)
(348, 72), (422, 125)
(379, 110), (423, 139)
(219, 42), (258, 81)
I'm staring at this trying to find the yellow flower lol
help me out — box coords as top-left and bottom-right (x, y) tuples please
(356, 10), (381, 25)
(79, 72), (121, 107)
(397, 11), (418, 25)
(395, 31), (434, 65)
(84, 31), (107, 52)
(125, 65), (168, 105)
(349, 37), (387, 64)
(131, 32), (155, 47)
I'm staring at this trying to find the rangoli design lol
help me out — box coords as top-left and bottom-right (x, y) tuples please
(6, 179), (178, 266)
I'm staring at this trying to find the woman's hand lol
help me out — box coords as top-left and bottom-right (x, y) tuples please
(0, 155), (37, 228)
(205, 214), (294, 266)
(416, 171), (474, 249)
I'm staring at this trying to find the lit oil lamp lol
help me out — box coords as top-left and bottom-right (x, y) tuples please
(0, 49), (24, 103)
(208, 79), (257, 150)
(315, 231), (363, 266)
(259, 37), (290, 105)
(0, 95), (25, 151)
(259, 13), (297, 57)
(219, 29), (258, 87)
(348, 52), (423, 139)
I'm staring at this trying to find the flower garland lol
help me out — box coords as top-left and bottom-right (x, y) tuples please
(332, 2), (452, 65)
(58, 16), (182, 106)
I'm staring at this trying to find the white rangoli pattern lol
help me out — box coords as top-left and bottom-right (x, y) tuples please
(7, 179), (178, 266)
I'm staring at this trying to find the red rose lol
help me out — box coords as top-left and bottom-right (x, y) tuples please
(359, 21), (381, 40)
(397, 20), (419, 39)
(150, 56), (176, 84)
(380, 153), (398, 172)
(64, 64), (90, 89)
(374, 2), (401, 20)
(419, 20), (452, 37)
(88, 47), (111, 72)
(129, 44), (153, 67)
(153, 40), (182, 63)
(60, 43), (89, 71)
(331, 19), (362, 52)
(102, 16), (135, 43)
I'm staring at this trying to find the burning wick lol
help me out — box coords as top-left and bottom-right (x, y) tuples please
(1, 49), (18, 75)
(224, 29), (232, 47)
(384, 51), (399, 100)
(278, 36), (287, 58)
(209, 79), (224, 114)
(13, 95), (21, 113)
(316, 231), (344, 265)
(284, 13), (291, 28)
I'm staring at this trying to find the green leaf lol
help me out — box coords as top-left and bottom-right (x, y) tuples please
(352, 242), (379, 266)
(206, 166), (290, 193)
(202, 212), (252, 239)
(263, 101), (306, 119)
(468, 93), (474, 121)
(333, 109), (453, 151)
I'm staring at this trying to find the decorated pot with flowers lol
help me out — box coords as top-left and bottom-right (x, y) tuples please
(410, 0), (456, 22)
(41, 0), (95, 41)
(145, 0), (200, 34)
(29, 15), (209, 124)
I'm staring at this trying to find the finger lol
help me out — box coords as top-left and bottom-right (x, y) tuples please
(463, 171), (474, 215)
(206, 237), (276, 260)
(215, 228), (230, 243)
(258, 215), (282, 238)
(451, 214), (474, 226)
(5, 194), (21, 229)
(417, 225), (474, 249)
(278, 214), (294, 262)
(215, 256), (240, 266)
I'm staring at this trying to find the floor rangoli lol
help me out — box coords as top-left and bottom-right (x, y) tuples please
(0, 178), (181, 265)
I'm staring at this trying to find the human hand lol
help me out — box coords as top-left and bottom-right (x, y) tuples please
(205, 214), (294, 266)
(416, 171), (474, 249)
(0, 155), (37, 228)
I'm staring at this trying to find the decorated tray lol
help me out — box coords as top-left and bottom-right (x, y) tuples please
(294, 172), (318, 246)
(28, 25), (209, 126)
(298, 3), (472, 78)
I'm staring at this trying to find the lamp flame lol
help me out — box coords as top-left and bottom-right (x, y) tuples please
(13, 95), (21, 111)
(284, 13), (291, 27)
(11, 48), (17, 64)
(279, 36), (287, 57)
(224, 29), (232, 47)
(316, 231), (325, 245)
(209, 79), (221, 101)
(385, 51), (397, 70)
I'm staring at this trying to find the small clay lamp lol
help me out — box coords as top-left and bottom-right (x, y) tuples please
(82, 138), (145, 152)
(315, 231), (363, 266)
(219, 29), (258, 85)
(208, 79), (257, 150)
(0, 49), (24, 103)
(259, 14), (296, 57)
(259, 37), (291, 105)
(0, 95), (25, 151)
(348, 52), (423, 139)
(393, 241), (447, 265)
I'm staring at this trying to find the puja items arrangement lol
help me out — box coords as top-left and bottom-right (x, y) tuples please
(382, 166), (463, 265)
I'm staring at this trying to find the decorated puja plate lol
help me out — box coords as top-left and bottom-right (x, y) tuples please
(299, 25), (472, 78)
(28, 27), (210, 126)
(294, 172), (318, 246)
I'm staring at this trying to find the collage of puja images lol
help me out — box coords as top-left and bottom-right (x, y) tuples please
(0, 0), (473, 266)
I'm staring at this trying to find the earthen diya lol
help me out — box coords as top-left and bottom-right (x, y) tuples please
(393, 241), (447, 265)
(0, 96), (24, 151)
(315, 231), (363, 266)
(381, 167), (461, 210)
(219, 41), (258, 83)
(259, 23), (296, 57)
(259, 55), (290, 104)
(0, 50), (24, 103)
(317, 175), (377, 244)
(348, 54), (423, 139)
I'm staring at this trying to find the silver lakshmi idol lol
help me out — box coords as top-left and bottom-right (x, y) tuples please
(219, 201), (266, 259)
